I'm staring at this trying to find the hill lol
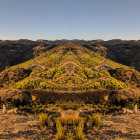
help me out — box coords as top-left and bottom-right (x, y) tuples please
(0, 42), (139, 104)
(0, 39), (140, 72)
(0, 42), (140, 140)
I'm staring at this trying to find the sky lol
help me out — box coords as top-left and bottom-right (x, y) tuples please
(0, 0), (140, 40)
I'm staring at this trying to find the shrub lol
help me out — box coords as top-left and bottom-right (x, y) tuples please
(55, 118), (65, 140)
(0, 68), (32, 86)
(75, 117), (85, 140)
(39, 113), (49, 129)
(55, 117), (85, 140)
(14, 78), (40, 89)
(92, 113), (101, 128)
(99, 78), (126, 89)
(80, 82), (101, 90)
(108, 68), (139, 85)
(14, 78), (58, 90)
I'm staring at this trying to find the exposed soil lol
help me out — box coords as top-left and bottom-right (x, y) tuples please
(0, 111), (54, 140)
(0, 110), (140, 140)
(86, 113), (140, 140)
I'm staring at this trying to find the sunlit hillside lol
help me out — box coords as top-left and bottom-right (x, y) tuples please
(1, 43), (139, 93)
(0, 43), (140, 140)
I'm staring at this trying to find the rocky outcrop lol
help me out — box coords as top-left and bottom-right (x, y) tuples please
(2, 104), (19, 114)
(122, 105), (138, 114)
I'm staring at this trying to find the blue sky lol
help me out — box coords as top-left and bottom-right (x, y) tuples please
(0, 0), (140, 40)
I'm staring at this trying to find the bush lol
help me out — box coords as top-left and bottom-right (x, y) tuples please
(86, 113), (101, 128)
(55, 118), (65, 140)
(0, 68), (32, 86)
(14, 78), (58, 90)
(99, 78), (126, 89)
(92, 113), (101, 128)
(55, 117), (85, 140)
(75, 117), (85, 140)
(14, 78), (40, 89)
(39, 113), (49, 129)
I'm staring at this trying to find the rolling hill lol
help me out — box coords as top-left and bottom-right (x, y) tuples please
(0, 42), (140, 140)
(0, 42), (139, 90)
(0, 42), (139, 103)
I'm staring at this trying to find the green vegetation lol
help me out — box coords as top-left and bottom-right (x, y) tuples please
(39, 113), (49, 129)
(0, 68), (32, 86)
(75, 118), (85, 140)
(14, 78), (59, 90)
(55, 118), (66, 140)
(99, 78), (126, 89)
(1, 42), (138, 91)
(91, 113), (101, 128)
(0, 43), (139, 140)
(55, 117), (85, 140)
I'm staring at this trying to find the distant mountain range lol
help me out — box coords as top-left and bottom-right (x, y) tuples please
(1, 39), (140, 45)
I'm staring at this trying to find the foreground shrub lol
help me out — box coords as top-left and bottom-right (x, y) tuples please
(75, 117), (85, 140)
(86, 113), (101, 128)
(55, 117), (85, 140)
(92, 113), (101, 128)
(55, 118), (65, 140)
(39, 113), (49, 129)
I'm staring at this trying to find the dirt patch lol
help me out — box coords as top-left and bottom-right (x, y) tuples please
(0, 111), (140, 140)
(86, 113), (140, 140)
(0, 111), (53, 140)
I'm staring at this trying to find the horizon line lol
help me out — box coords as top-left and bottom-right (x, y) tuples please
(0, 38), (140, 42)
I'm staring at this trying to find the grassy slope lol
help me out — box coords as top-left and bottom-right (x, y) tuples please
(1, 43), (139, 91)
